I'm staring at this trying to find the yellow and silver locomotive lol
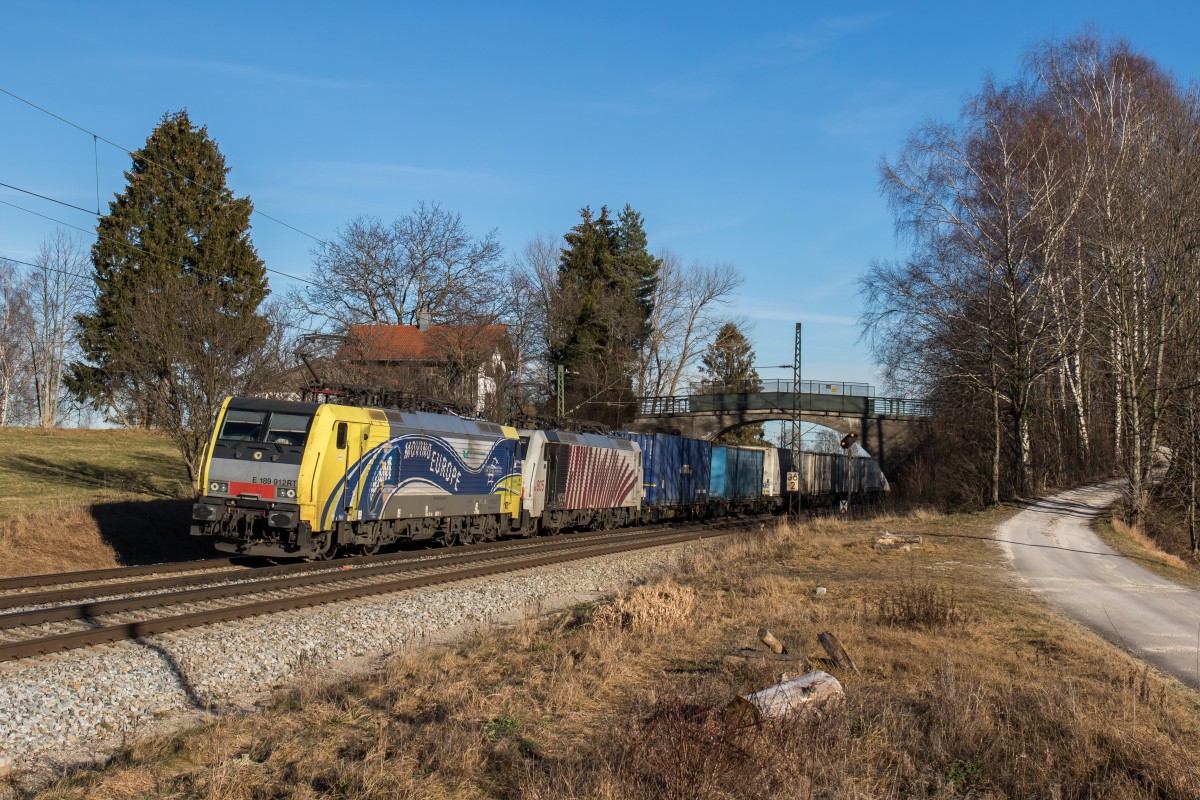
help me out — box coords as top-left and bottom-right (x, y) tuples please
(192, 397), (523, 558)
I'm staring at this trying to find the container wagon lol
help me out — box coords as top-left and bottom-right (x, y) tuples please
(616, 432), (711, 521)
(709, 445), (767, 513)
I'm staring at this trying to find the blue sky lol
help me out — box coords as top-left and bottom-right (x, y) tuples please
(2, 2), (1196, 391)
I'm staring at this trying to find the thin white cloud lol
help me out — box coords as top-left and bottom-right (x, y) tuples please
(302, 160), (517, 194)
(643, 12), (893, 106)
(734, 298), (858, 326)
(142, 58), (371, 91)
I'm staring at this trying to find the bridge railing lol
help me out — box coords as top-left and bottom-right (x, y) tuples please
(638, 396), (693, 415)
(636, 392), (934, 418)
(869, 397), (934, 417)
(683, 378), (873, 396)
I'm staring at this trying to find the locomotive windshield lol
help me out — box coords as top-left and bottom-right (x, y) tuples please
(220, 408), (313, 446)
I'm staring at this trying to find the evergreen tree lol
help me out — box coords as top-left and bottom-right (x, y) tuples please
(67, 111), (273, 474)
(552, 205), (661, 426)
(69, 110), (267, 416)
(700, 322), (767, 445)
(614, 204), (660, 327)
(556, 205), (618, 376)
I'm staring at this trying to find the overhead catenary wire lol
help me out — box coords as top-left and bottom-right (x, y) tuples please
(0, 180), (97, 216)
(0, 196), (319, 289)
(0, 253), (91, 282)
(0, 85), (325, 244)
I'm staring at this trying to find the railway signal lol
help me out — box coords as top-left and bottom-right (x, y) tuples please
(839, 432), (857, 512)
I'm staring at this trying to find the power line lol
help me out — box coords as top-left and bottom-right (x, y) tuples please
(0, 196), (318, 288)
(0, 85), (325, 244)
(0, 180), (96, 215)
(0, 253), (92, 282)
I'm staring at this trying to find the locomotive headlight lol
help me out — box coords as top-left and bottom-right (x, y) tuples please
(283, 488), (296, 499)
(209, 481), (229, 494)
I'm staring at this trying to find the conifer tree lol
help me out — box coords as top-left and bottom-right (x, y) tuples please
(614, 204), (660, 326)
(552, 204), (661, 425)
(67, 111), (273, 474)
(700, 322), (767, 445)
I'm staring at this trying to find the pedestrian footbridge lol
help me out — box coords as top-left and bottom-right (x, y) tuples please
(628, 380), (930, 478)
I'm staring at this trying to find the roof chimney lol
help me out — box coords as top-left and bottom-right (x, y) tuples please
(417, 309), (431, 333)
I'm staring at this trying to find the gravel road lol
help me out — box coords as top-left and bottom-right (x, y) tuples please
(998, 481), (1200, 688)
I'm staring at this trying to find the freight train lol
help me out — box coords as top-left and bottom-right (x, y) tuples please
(191, 396), (887, 559)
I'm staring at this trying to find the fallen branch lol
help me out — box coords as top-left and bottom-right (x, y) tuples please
(722, 648), (812, 672)
(758, 627), (787, 654)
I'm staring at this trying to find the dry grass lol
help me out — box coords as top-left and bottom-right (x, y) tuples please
(0, 427), (202, 577)
(1094, 515), (1200, 591)
(15, 508), (1200, 799)
(0, 507), (122, 576)
(1112, 518), (1191, 570)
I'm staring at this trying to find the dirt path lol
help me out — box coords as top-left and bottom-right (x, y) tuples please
(998, 481), (1200, 689)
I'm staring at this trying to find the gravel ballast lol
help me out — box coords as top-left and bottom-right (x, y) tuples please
(0, 539), (709, 776)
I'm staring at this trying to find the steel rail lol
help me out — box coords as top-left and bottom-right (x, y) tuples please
(0, 538), (516, 611)
(0, 558), (238, 592)
(0, 524), (745, 662)
(0, 522), (707, 612)
(0, 525), (720, 630)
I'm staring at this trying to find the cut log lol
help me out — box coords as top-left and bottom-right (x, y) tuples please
(817, 631), (859, 674)
(758, 627), (787, 654)
(722, 648), (811, 672)
(875, 533), (922, 551)
(726, 670), (844, 723)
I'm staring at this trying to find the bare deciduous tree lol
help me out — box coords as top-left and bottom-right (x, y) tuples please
(0, 260), (32, 425)
(866, 29), (1200, 543)
(302, 203), (504, 331)
(28, 231), (89, 427)
(501, 236), (559, 413)
(106, 280), (286, 481)
(636, 252), (742, 397)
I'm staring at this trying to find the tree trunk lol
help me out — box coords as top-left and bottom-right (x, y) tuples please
(991, 388), (1001, 505)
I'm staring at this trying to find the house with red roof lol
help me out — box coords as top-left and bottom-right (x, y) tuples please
(335, 316), (510, 412)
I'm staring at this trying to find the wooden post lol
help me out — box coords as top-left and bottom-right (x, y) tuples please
(758, 628), (787, 654)
(817, 631), (859, 674)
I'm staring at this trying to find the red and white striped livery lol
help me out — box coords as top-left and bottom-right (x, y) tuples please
(519, 429), (642, 532)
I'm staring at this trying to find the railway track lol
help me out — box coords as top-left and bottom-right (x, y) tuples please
(0, 520), (754, 663)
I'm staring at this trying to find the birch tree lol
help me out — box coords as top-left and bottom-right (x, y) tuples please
(0, 261), (31, 425)
(29, 231), (89, 427)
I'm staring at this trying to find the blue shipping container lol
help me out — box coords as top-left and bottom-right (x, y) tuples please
(710, 446), (765, 501)
(710, 446), (728, 500)
(618, 433), (711, 508)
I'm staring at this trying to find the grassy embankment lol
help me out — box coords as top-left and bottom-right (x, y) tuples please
(1093, 513), (1200, 591)
(0, 427), (201, 577)
(19, 507), (1200, 799)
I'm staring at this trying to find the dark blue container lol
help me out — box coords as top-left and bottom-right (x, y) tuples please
(616, 432), (711, 509)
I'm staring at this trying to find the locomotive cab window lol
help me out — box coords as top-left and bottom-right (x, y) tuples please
(264, 412), (312, 446)
(219, 409), (268, 441)
(219, 408), (313, 446)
